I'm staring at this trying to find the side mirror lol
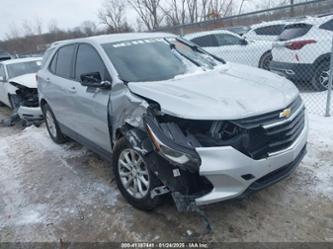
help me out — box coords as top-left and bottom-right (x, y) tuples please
(241, 39), (248, 46)
(80, 72), (111, 89)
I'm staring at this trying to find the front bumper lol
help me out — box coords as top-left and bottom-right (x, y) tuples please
(17, 106), (43, 122)
(270, 61), (315, 82)
(194, 113), (308, 206)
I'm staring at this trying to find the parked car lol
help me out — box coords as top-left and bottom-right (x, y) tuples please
(226, 26), (250, 36)
(270, 16), (333, 91)
(184, 30), (273, 70)
(38, 33), (308, 211)
(0, 50), (13, 62)
(244, 20), (287, 42)
(0, 58), (43, 123)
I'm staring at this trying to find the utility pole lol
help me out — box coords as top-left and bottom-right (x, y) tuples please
(290, 0), (294, 17)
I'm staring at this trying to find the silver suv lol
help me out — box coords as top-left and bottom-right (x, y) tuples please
(38, 33), (308, 211)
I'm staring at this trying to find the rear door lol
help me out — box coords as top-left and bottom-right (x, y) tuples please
(214, 33), (248, 64)
(43, 44), (77, 126)
(69, 43), (112, 152)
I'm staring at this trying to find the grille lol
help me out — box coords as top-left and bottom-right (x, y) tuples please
(233, 96), (305, 159)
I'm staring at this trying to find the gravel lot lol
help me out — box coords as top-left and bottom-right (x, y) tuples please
(0, 105), (332, 242)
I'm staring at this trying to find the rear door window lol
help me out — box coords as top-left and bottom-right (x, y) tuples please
(216, 34), (243, 46)
(191, 35), (218, 47)
(53, 45), (76, 79)
(279, 23), (312, 41)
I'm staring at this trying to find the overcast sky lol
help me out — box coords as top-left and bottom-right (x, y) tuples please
(0, 0), (303, 40)
(0, 0), (107, 39)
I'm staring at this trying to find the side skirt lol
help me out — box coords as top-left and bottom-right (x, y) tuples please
(59, 124), (113, 162)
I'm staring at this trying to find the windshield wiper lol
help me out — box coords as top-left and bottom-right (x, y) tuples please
(165, 40), (202, 67)
(176, 38), (226, 64)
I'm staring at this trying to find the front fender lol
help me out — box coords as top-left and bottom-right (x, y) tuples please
(6, 82), (18, 95)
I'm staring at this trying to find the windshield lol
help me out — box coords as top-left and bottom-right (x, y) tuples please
(102, 37), (222, 82)
(7, 60), (41, 79)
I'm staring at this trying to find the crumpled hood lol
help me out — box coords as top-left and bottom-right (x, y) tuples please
(128, 63), (299, 120)
(9, 73), (37, 89)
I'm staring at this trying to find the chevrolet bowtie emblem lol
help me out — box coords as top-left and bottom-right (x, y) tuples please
(279, 108), (292, 119)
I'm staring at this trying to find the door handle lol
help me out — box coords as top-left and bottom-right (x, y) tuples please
(46, 78), (51, 83)
(68, 87), (77, 94)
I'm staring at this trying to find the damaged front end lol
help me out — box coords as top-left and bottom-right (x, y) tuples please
(140, 108), (222, 212)
(7, 82), (43, 126)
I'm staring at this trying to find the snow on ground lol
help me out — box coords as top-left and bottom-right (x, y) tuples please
(301, 91), (332, 116)
(303, 114), (333, 200)
(0, 106), (332, 242)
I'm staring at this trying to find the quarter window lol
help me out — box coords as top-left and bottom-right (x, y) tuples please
(75, 44), (107, 82)
(320, 19), (333, 31)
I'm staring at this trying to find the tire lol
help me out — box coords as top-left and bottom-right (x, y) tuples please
(42, 103), (67, 144)
(259, 51), (272, 71)
(112, 137), (162, 211)
(311, 60), (331, 91)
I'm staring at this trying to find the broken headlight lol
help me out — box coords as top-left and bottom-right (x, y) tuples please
(144, 115), (201, 172)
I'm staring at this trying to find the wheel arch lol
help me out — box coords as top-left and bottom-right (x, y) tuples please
(258, 50), (272, 68)
(313, 53), (331, 69)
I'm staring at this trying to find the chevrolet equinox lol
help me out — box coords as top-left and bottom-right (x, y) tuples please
(37, 33), (308, 211)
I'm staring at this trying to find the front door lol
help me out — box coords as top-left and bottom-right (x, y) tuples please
(69, 43), (112, 152)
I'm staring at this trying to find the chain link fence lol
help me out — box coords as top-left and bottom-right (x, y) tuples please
(158, 1), (333, 116)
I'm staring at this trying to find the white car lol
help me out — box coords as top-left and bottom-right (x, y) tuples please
(184, 30), (273, 70)
(244, 20), (287, 42)
(0, 58), (43, 123)
(270, 15), (333, 91)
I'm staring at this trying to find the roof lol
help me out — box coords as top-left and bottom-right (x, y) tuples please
(250, 20), (289, 29)
(285, 15), (333, 26)
(50, 32), (175, 48)
(0, 57), (42, 65)
(184, 30), (240, 40)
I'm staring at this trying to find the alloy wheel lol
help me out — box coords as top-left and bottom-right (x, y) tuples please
(45, 110), (57, 138)
(117, 149), (150, 199)
(319, 69), (331, 89)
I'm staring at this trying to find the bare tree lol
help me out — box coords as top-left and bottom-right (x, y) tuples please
(205, 0), (233, 20)
(4, 23), (20, 40)
(48, 19), (60, 34)
(80, 21), (97, 36)
(128, 0), (164, 30)
(34, 17), (43, 35)
(186, 0), (199, 23)
(160, 0), (186, 26)
(98, 0), (132, 32)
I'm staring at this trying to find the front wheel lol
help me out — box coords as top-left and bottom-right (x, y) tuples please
(112, 137), (162, 211)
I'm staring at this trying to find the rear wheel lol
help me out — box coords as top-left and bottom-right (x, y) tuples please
(42, 103), (67, 144)
(112, 137), (162, 211)
(312, 60), (331, 91)
(259, 51), (272, 71)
